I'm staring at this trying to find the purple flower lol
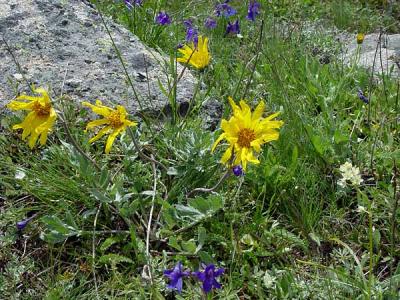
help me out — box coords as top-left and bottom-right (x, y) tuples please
(215, 1), (237, 18)
(183, 19), (198, 45)
(156, 11), (171, 26)
(194, 264), (224, 294)
(16, 214), (37, 230)
(124, 0), (143, 9)
(226, 19), (240, 35)
(246, 1), (261, 21)
(232, 165), (244, 176)
(357, 89), (369, 104)
(183, 19), (193, 28)
(164, 262), (190, 293)
(204, 17), (217, 29)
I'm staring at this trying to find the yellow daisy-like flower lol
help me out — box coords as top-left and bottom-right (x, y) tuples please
(212, 97), (284, 170)
(177, 36), (211, 70)
(82, 100), (137, 154)
(7, 87), (57, 149)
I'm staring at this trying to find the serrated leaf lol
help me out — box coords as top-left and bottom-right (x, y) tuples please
(100, 237), (120, 252)
(99, 254), (133, 265)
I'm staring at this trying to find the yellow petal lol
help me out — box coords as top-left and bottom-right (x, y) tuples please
(105, 128), (122, 154)
(260, 130), (280, 143)
(28, 129), (40, 149)
(211, 133), (226, 152)
(39, 130), (49, 145)
(124, 119), (137, 127)
(82, 101), (112, 117)
(246, 150), (260, 164)
(250, 139), (262, 152)
(88, 125), (112, 143)
(252, 101), (265, 121)
(33, 87), (50, 100)
(85, 118), (109, 130)
(202, 37), (209, 52)
(7, 100), (36, 111)
(239, 100), (252, 127)
(264, 112), (281, 121)
(228, 97), (240, 114)
(221, 146), (233, 164)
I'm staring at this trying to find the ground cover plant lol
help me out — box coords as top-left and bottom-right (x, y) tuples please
(1, 0), (399, 299)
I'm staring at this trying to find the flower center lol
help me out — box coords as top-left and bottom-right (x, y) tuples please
(237, 128), (256, 148)
(32, 101), (51, 117)
(107, 111), (123, 128)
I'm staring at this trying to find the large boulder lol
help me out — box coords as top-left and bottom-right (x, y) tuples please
(344, 33), (400, 77)
(0, 0), (196, 116)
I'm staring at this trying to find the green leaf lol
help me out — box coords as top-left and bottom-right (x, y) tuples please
(334, 130), (348, 144)
(100, 236), (120, 252)
(99, 167), (110, 188)
(198, 251), (213, 264)
(41, 215), (78, 235)
(40, 215), (79, 244)
(99, 254), (133, 265)
(89, 188), (112, 203)
(196, 226), (206, 253)
(310, 134), (324, 155)
(168, 236), (182, 251)
(181, 240), (197, 254)
(290, 145), (298, 171)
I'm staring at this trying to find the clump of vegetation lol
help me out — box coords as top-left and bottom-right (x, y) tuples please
(1, 0), (399, 299)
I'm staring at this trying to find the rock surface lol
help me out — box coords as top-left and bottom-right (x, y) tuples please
(0, 0), (196, 116)
(344, 33), (400, 77)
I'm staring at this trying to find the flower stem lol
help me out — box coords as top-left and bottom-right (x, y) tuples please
(127, 127), (168, 172)
(186, 169), (231, 199)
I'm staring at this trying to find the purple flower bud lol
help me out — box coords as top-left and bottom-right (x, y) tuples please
(193, 264), (224, 294)
(204, 17), (217, 29)
(226, 19), (240, 35)
(183, 19), (193, 28)
(16, 213), (37, 231)
(156, 11), (171, 26)
(232, 165), (244, 176)
(247, 1), (261, 22)
(357, 89), (369, 104)
(183, 19), (198, 46)
(215, 1), (236, 18)
(163, 262), (190, 293)
(16, 219), (29, 230)
(186, 27), (198, 44)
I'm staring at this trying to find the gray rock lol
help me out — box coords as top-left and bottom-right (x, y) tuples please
(344, 33), (400, 77)
(0, 0), (196, 117)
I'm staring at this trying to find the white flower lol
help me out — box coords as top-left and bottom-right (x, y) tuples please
(13, 73), (23, 81)
(338, 161), (363, 187)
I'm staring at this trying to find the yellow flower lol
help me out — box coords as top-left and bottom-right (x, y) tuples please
(7, 87), (57, 149)
(82, 100), (137, 154)
(356, 33), (365, 44)
(212, 97), (283, 170)
(177, 36), (211, 70)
